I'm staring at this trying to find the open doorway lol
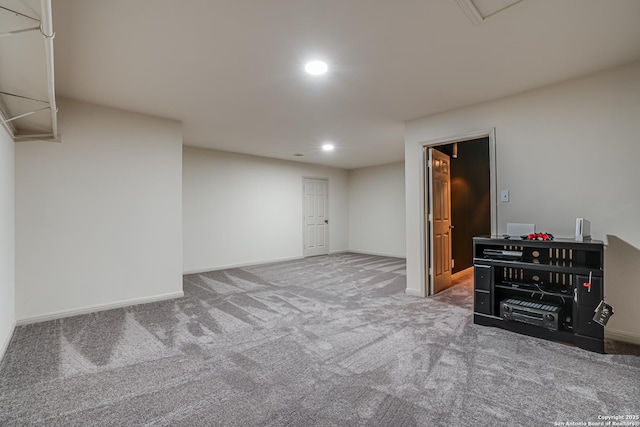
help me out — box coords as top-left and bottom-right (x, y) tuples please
(423, 130), (496, 296)
(439, 137), (491, 274)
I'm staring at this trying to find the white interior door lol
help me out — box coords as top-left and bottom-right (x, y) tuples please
(303, 178), (329, 257)
(428, 148), (453, 294)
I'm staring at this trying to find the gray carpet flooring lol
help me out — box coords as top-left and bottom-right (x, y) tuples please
(1, 253), (638, 426)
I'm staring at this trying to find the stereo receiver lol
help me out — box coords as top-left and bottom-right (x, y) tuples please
(500, 298), (561, 331)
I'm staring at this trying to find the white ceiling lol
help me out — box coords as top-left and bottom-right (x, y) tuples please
(45, 0), (640, 169)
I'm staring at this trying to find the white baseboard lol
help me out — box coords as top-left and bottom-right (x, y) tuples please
(183, 256), (304, 275)
(348, 250), (406, 259)
(605, 329), (640, 345)
(16, 291), (184, 326)
(405, 288), (425, 297)
(0, 319), (16, 362)
(183, 252), (406, 276)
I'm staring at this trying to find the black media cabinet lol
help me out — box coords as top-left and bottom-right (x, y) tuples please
(473, 236), (605, 353)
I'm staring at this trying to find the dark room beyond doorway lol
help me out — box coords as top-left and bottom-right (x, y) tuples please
(439, 137), (491, 274)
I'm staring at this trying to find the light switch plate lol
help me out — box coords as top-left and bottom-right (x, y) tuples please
(500, 190), (510, 202)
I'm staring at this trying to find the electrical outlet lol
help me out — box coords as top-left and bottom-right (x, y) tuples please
(500, 190), (510, 202)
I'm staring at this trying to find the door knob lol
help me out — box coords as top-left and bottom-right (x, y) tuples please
(325, 220), (329, 224)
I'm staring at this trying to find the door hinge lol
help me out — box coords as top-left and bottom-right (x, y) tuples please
(428, 213), (433, 221)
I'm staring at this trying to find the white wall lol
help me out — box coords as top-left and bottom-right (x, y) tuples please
(405, 61), (640, 342)
(15, 98), (183, 322)
(0, 125), (15, 357)
(183, 147), (349, 272)
(348, 162), (405, 257)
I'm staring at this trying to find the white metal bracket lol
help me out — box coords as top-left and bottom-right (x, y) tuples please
(0, 26), (40, 37)
(0, 106), (51, 125)
(0, 92), (52, 125)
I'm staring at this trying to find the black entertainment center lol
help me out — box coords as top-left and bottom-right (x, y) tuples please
(473, 236), (605, 353)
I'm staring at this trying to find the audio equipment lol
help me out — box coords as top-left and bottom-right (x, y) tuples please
(500, 298), (561, 331)
(483, 248), (522, 259)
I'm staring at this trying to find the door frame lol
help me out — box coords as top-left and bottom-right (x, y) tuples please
(419, 129), (497, 296)
(302, 176), (330, 257)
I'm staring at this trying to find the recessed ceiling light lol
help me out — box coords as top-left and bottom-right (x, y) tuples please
(305, 61), (328, 75)
(322, 143), (334, 152)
